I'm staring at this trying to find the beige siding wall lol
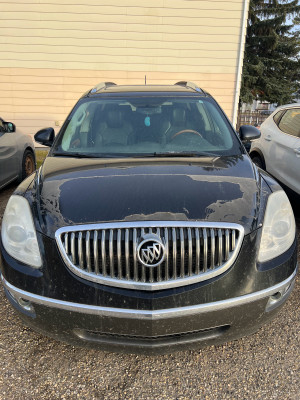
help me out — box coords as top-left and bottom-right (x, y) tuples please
(0, 0), (249, 139)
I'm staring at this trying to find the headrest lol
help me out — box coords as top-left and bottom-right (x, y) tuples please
(172, 108), (186, 125)
(106, 106), (123, 128)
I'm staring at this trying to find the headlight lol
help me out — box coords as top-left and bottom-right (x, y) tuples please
(1, 195), (42, 268)
(258, 190), (295, 263)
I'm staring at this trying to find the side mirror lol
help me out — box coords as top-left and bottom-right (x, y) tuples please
(6, 122), (16, 133)
(0, 120), (16, 133)
(34, 127), (55, 147)
(239, 125), (261, 142)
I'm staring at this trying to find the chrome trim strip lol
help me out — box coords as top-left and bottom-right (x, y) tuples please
(55, 221), (245, 291)
(109, 229), (114, 277)
(225, 229), (229, 260)
(125, 229), (130, 280)
(232, 230), (236, 251)
(71, 232), (75, 264)
(86, 231), (91, 272)
(203, 228), (208, 272)
(210, 228), (215, 269)
(64, 232), (69, 257)
(180, 228), (184, 278)
(78, 232), (83, 269)
(140, 228), (146, 282)
(55, 221), (244, 233)
(101, 230), (106, 276)
(93, 230), (99, 275)
(164, 227), (169, 281)
(1, 270), (296, 320)
(133, 228), (138, 281)
(218, 229), (222, 266)
(117, 229), (122, 278)
(195, 228), (200, 274)
(188, 228), (192, 276)
(156, 228), (162, 282)
(172, 228), (177, 279)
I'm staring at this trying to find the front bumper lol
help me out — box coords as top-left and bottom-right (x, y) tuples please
(1, 269), (297, 354)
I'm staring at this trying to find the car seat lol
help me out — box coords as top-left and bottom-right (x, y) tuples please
(95, 105), (132, 146)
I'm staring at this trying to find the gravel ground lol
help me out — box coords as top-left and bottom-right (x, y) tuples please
(0, 182), (299, 400)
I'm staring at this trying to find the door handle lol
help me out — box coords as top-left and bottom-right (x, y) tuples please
(264, 135), (272, 141)
(294, 148), (300, 156)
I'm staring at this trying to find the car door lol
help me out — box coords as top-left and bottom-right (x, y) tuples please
(253, 109), (283, 169)
(0, 119), (18, 188)
(258, 109), (284, 172)
(266, 108), (300, 193)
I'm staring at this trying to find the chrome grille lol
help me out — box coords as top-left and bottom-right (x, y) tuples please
(56, 222), (244, 291)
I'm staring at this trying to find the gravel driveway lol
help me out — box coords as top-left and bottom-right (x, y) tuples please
(0, 182), (299, 400)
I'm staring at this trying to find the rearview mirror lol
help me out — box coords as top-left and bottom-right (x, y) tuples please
(34, 127), (55, 147)
(239, 125), (261, 142)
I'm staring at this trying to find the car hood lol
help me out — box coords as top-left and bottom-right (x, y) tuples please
(36, 155), (261, 237)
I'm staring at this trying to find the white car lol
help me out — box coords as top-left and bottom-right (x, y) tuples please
(0, 118), (36, 190)
(250, 104), (300, 195)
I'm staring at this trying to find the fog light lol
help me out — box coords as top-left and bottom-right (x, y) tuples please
(265, 279), (295, 313)
(5, 287), (35, 315)
(270, 292), (281, 301)
(18, 297), (33, 312)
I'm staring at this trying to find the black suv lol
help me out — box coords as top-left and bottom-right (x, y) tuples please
(0, 82), (297, 354)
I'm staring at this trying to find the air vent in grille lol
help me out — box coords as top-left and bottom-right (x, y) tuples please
(55, 222), (244, 290)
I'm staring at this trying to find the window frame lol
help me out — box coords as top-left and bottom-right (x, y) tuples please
(273, 109), (285, 126)
(277, 108), (300, 139)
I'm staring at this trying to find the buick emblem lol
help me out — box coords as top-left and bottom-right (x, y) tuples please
(137, 234), (165, 267)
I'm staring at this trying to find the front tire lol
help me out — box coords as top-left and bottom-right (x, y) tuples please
(19, 150), (36, 182)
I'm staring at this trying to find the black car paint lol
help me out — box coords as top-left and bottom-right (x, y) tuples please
(35, 155), (261, 238)
(1, 153), (297, 309)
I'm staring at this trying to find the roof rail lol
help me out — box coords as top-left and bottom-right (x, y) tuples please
(90, 81), (116, 94)
(174, 81), (203, 93)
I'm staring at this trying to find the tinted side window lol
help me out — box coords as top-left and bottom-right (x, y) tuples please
(278, 109), (300, 138)
(273, 110), (285, 125)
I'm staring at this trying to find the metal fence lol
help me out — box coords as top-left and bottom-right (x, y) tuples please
(236, 110), (271, 130)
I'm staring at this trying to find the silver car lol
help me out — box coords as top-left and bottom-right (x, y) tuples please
(250, 104), (300, 195)
(0, 118), (36, 190)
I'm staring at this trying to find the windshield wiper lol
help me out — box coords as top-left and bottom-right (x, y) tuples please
(52, 152), (126, 158)
(51, 151), (218, 158)
(52, 151), (153, 158)
(52, 152), (99, 158)
(152, 151), (217, 157)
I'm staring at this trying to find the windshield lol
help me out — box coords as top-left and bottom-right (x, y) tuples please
(52, 96), (242, 158)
